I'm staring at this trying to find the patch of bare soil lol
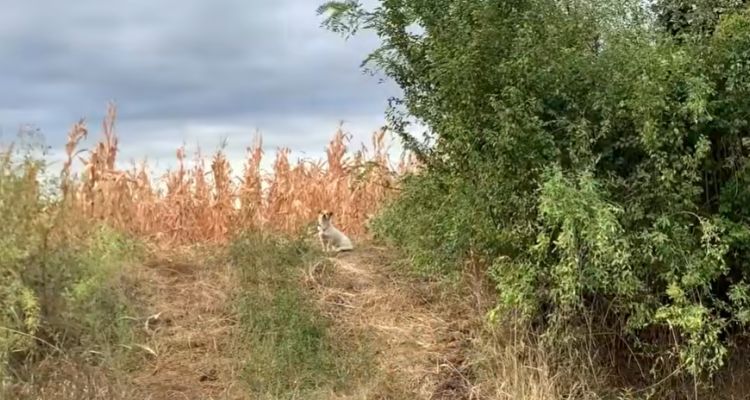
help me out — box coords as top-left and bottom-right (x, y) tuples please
(128, 258), (247, 400)
(307, 246), (477, 400)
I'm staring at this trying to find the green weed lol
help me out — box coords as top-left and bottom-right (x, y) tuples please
(229, 231), (372, 399)
(0, 143), (142, 388)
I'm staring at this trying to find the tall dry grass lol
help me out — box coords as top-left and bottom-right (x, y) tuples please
(60, 103), (417, 245)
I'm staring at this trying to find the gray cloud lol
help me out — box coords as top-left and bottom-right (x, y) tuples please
(0, 0), (402, 172)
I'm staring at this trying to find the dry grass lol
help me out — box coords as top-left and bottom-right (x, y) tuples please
(60, 103), (418, 245)
(2, 358), (139, 400)
(305, 245), (461, 399)
(305, 245), (596, 400)
(466, 324), (603, 400)
(127, 250), (249, 400)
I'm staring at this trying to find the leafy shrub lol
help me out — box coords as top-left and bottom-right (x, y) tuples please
(322, 0), (750, 387)
(371, 173), (472, 278)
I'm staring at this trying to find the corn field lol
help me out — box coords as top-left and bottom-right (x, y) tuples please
(59, 104), (418, 244)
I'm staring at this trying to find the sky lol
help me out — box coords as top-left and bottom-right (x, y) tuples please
(0, 0), (409, 175)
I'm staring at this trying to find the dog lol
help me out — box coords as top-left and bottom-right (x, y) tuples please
(317, 209), (354, 253)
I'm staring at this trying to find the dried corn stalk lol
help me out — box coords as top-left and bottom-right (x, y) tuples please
(62, 104), (419, 245)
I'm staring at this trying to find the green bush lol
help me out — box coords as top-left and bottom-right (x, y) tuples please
(0, 145), (140, 381)
(371, 173), (472, 278)
(322, 0), (750, 386)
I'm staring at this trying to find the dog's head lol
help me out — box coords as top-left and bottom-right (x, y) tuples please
(317, 209), (333, 226)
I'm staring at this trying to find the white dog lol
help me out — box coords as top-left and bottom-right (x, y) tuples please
(317, 209), (354, 253)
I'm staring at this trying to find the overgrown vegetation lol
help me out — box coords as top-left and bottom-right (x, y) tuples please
(0, 138), (142, 394)
(9, 0), (750, 396)
(320, 0), (750, 394)
(0, 105), (407, 397)
(228, 231), (371, 399)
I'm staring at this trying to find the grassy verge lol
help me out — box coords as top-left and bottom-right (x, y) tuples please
(0, 149), (144, 399)
(228, 231), (372, 399)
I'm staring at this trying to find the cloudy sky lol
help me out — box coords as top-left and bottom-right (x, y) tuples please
(0, 0), (407, 175)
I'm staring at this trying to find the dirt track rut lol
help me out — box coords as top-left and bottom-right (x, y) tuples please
(310, 247), (473, 399)
(130, 260), (246, 400)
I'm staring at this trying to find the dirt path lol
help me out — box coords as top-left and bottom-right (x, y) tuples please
(128, 258), (247, 400)
(124, 245), (474, 400)
(308, 246), (475, 399)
